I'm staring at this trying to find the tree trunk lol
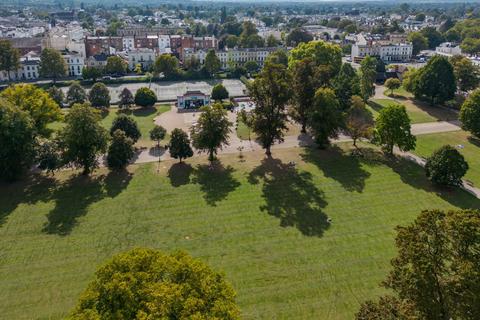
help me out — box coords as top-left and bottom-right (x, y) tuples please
(353, 137), (357, 148)
(265, 145), (272, 158)
(301, 123), (306, 134)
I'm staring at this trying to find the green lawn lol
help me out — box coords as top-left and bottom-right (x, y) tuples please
(369, 99), (457, 124)
(415, 130), (480, 187)
(48, 104), (171, 147)
(383, 85), (413, 99)
(1, 144), (478, 320)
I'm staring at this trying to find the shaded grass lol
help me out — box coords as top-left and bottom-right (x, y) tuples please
(414, 130), (480, 187)
(1, 145), (479, 319)
(368, 98), (457, 124)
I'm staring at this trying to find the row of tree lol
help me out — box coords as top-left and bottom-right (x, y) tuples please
(49, 82), (158, 109)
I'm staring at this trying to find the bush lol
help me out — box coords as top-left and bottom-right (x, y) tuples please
(425, 145), (468, 186)
(134, 87), (157, 107)
(106, 129), (135, 170)
(110, 114), (141, 143)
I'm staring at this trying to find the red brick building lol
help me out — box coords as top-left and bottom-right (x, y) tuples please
(85, 36), (123, 57)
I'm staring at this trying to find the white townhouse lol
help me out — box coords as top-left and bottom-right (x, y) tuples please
(63, 52), (85, 77)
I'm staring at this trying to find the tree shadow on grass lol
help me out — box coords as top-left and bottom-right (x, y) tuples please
(133, 106), (157, 117)
(301, 146), (371, 193)
(43, 170), (132, 236)
(384, 156), (480, 210)
(248, 158), (329, 237)
(168, 162), (194, 187)
(467, 136), (480, 148)
(192, 161), (240, 206)
(0, 173), (57, 227)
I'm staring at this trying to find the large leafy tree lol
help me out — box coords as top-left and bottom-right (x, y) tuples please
(266, 49), (289, 67)
(407, 31), (428, 55)
(204, 49), (221, 76)
(88, 82), (111, 108)
(106, 129), (134, 170)
(69, 248), (240, 319)
(345, 96), (374, 148)
(288, 40), (342, 86)
(1, 83), (61, 136)
(82, 66), (103, 82)
(359, 56), (377, 102)
(169, 128), (193, 163)
(67, 81), (87, 105)
(425, 145), (468, 186)
(358, 209), (480, 320)
(248, 61), (291, 156)
(373, 103), (416, 155)
(459, 89), (480, 138)
(105, 56), (127, 75)
(0, 39), (20, 81)
(308, 88), (343, 148)
(58, 103), (108, 175)
(191, 103), (232, 162)
(285, 28), (313, 46)
(414, 55), (456, 105)
(47, 86), (65, 107)
(118, 87), (134, 110)
(290, 58), (317, 133)
(110, 114), (141, 143)
(420, 26), (445, 49)
(153, 54), (180, 79)
(39, 48), (67, 83)
(450, 55), (480, 93)
(333, 63), (361, 110)
(0, 100), (36, 181)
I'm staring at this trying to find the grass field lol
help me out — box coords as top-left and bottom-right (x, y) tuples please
(236, 119), (302, 141)
(383, 86), (413, 99)
(1, 144), (478, 320)
(368, 98), (457, 124)
(48, 104), (171, 147)
(415, 130), (480, 187)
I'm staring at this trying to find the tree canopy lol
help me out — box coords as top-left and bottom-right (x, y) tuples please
(69, 248), (240, 319)
(67, 81), (87, 106)
(169, 128), (193, 162)
(288, 40), (342, 85)
(425, 145), (468, 186)
(88, 82), (111, 108)
(0, 99), (36, 181)
(248, 61), (291, 156)
(134, 87), (157, 107)
(110, 114), (141, 143)
(39, 48), (67, 83)
(373, 103), (416, 155)
(0, 39), (20, 81)
(1, 83), (61, 136)
(191, 103), (232, 162)
(58, 103), (108, 175)
(106, 129), (134, 170)
(358, 209), (480, 320)
(459, 89), (480, 138)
